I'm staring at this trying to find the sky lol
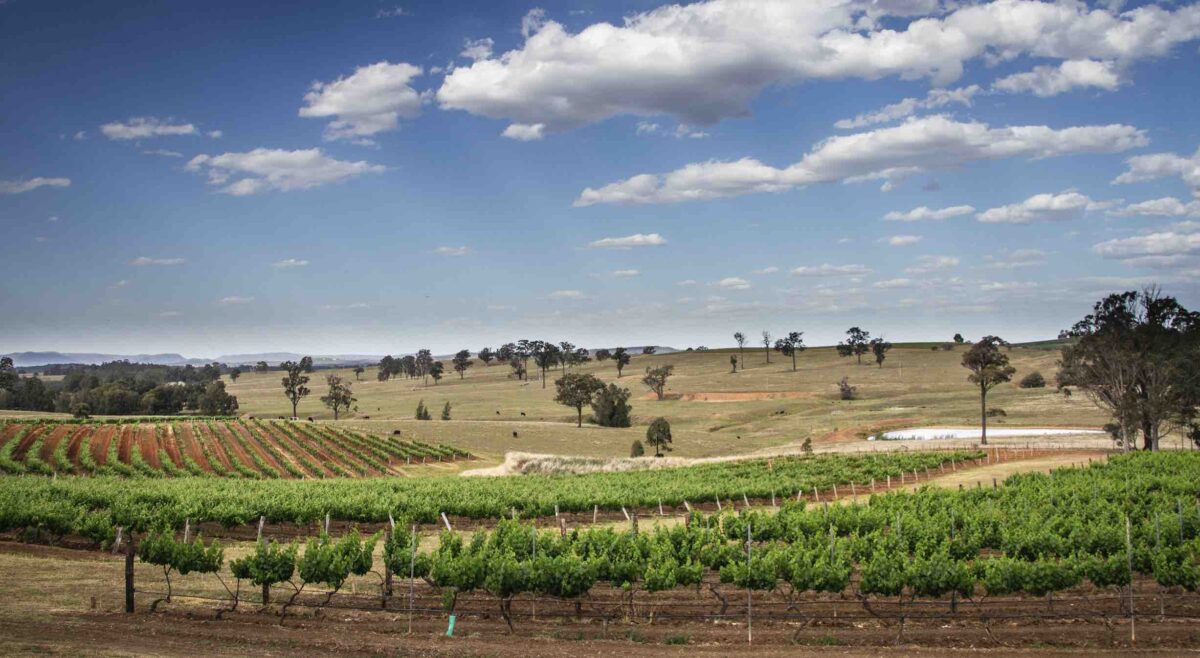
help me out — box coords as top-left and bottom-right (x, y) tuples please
(3, 0), (1200, 357)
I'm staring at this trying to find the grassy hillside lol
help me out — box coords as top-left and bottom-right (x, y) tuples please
(226, 344), (1107, 460)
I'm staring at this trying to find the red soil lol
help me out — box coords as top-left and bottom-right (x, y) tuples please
(38, 424), (72, 462)
(65, 426), (90, 469)
(258, 423), (331, 478)
(194, 422), (236, 472)
(175, 423), (214, 473)
(11, 425), (45, 460)
(284, 424), (358, 475)
(116, 425), (134, 464)
(138, 425), (160, 469)
(305, 424), (382, 475)
(91, 426), (116, 465)
(160, 425), (185, 470)
(210, 421), (261, 474)
(229, 421), (289, 477)
(0, 423), (21, 447)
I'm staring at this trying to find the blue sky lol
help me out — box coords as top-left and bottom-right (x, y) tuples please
(3, 0), (1200, 357)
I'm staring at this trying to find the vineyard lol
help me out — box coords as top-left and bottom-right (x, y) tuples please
(0, 450), (985, 536)
(7, 451), (1193, 650)
(0, 419), (470, 479)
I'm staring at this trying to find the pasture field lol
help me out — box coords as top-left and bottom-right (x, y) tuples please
(225, 343), (1110, 460)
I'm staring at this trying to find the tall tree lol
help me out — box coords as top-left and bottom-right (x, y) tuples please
(496, 343), (516, 365)
(729, 354), (738, 373)
(280, 360), (311, 418)
(773, 332), (806, 371)
(641, 346), (656, 355)
(229, 367), (242, 383)
(531, 341), (559, 388)
(837, 327), (871, 365)
(515, 340), (533, 380)
(352, 366), (364, 381)
(415, 349), (434, 385)
(320, 374), (355, 420)
(642, 365), (675, 400)
(761, 331), (772, 363)
(198, 381), (239, 416)
(870, 337), (893, 368)
(558, 342), (576, 370)
(1058, 289), (1200, 451)
(594, 348), (611, 362)
(591, 383), (632, 428)
(0, 357), (16, 393)
(478, 347), (495, 366)
(452, 350), (473, 379)
(299, 356), (314, 373)
(953, 333), (965, 344)
(429, 361), (445, 385)
(612, 347), (631, 377)
(554, 373), (604, 427)
(645, 417), (673, 457)
(961, 336), (1016, 446)
(378, 355), (396, 381)
(254, 361), (270, 373)
(733, 332), (746, 369)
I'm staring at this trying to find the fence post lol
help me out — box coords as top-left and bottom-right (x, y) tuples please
(124, 530), (136, 613)
(746, 520), (752, 646)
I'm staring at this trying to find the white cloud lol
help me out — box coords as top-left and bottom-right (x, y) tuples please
(712, 276), (751, 290)
(977, 191), (1114, 223)
(218, 296), (255, 305)
(587, 233), (667, 249)
(549, 289), (587, 299)
(575, 116), (1146, 205)
(1113, 148), (1200, 194)
(437, 0), (1200, 137)
(980, 281), (1038, 292)
(1110, 197), (1200, 218)
(208, 130), (223, 139)
(433, 246), (471, 257)
(100, 117), (198, 140)
(983, 248), (1047, 269)
(142, 149), (183, 158)
(836, 86), (979, 130)
(73, 130), (87, 141)
(299, 61), (424, 142)
(1093, 232), (1200, 261)
(752, 266), (780, 275)
(884, 204), (974, 221)
(0, 177), (71, 195)
(500, 123), (546, 141)
(375, 6), (408, 19)
(676, 279), (697, 286)
(611, 269), (641, 278)
(992, 60), (1120, 97)
(873, 278), (913, 289)
(460, 38), (495, 61)
(186, 148), (385, 195)
(882, 234), (922, 246)
(272, 258), (309, 268)
(129, 257), (186, 266)
(791, 264), (870, 277)
(906, 255), (959, 273)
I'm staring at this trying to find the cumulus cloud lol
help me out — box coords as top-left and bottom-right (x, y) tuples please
(1113, 148), (1200, 194)
(1093, 231), (1200, 262)
(142, 149), (183, 158)
(836, 86), (979, 130)
(575, 116), (1146, 205)
(299, 62), (424, 142)
(218, 296), (254, 305)
(186, 148), (385, 195)
(500, 123), (546, 141)
(437, 0), (1200, 136)
(906, 255), (959, 273)
(873, 278), (913, 289)
(433, 246), (471, 256)
(791, 264), (870, 277)
(129, 257), (185, 266)
(884, 204), (975, 221)
(711, 276), (751, 290)
(100, 117), (198, 140)
(752, 266), (780, 275)
(1110, 197), (1200, 218)
(611, 269), (640, 277)
(977, 191), (1115, 223)
(677, 279), (697, 286)
(272, 258), (309, 268)
(586, 233), (667, 249)
(992, 59), (1121, 97)
(0, 177), (71, 195)
(549, 289), (587, 299)
(981, 281), (1038, 292)
(460, 38), (495, 61)
(882, 234), (922, 246)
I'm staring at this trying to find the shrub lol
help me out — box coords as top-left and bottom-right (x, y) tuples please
(837, 377), (857, 401)
(441, 402), (452, 421)
(986, 407), (1007, 418)
(1019, 371), (1046, 388)
(630, 440), (645, 457)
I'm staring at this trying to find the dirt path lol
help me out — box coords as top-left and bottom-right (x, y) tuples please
(65, 426), (89, 470)
(137, 425), (160, 469)
(160, 425), (185, 469)
(116, 425), (134, 464)
(176, 423), (214, 472)
(91, 426), (115, 465)
(194, 423), (236, 472)
(256, 422), (331, 477)
(228, 421), (289, 477)
(10, 425), (44, 460)
(37, 424), (72, 462)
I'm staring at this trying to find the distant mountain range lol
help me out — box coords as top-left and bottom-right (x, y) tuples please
(3, 347), (679, 368)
